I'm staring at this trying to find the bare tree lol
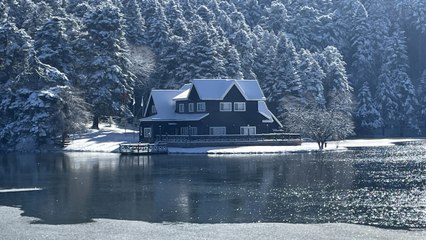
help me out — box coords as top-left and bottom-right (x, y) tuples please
(284, 102), (355, 150)
(128, 45), (156, 88)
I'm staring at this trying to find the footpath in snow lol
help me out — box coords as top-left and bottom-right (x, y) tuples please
(64, 125), (424, 154)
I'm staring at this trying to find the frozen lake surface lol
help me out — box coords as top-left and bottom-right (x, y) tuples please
(1, 142), (425, 239)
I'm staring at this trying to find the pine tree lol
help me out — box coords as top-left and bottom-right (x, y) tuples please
(121, 0), (145, 45)
(286, 5), (321, 50)
(22, 1), (53, 37)
(142, 0), (171, 52)
(270, 33), (301, 106)
(260, 1), (288, 34)
(223, 43), (243, 79)
(316, 46), (352, 111)
(383, 26), (419, 135)
(355, 81), (383, 132)
(0, 22), (89, 150)
(298, 48), (326, 108)
(177, 22), (225, 82)
(77, 3), (135, 129)
(349, 9), (375, 89)
(254, 29), (277, 92)
(34, 17), (74, 77)
(229, 28), (256, 79)
(376, 64), (398, 135)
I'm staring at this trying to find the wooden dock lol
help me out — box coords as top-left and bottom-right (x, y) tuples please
(119, 142), (168, 155)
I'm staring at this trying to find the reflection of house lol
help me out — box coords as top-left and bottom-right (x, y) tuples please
(139, 79), (283, 143)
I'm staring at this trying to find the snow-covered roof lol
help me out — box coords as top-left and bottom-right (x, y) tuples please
(172, 79), (266, 101)
(173, 88), (191, 101)
(258, 101), (283, 128)
(142, 89), (209, 122)
(141, 113), (209, 122)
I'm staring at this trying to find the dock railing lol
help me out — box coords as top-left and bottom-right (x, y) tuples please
(154, 133), (301, 145)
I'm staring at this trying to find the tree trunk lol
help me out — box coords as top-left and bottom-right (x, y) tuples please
(91, 115), (99, 129)
(317, 141), (324, 150)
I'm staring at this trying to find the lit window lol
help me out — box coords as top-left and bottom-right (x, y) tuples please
(197, 102), (206, 112)
(234, 102), (246, 112)
(220, 102), (232, 112)
(178, 103), (185, 113)
(188, 103), (194, 112)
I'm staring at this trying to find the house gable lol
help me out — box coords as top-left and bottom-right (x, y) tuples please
(188, 85), (200, 101)
(143, 94), (154, 117)
(223, 84), (246, 101)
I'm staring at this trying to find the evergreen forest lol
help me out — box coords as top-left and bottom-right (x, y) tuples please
(1, 0), (426, 151)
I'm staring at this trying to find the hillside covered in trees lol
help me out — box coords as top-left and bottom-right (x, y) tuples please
(1, 0), (425, 151)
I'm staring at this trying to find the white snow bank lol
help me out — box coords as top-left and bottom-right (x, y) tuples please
(63, 124), (139, 153)
(0, 206), (424, 240)
(169, 139), (425, 154)
(64, 124), (424, 154)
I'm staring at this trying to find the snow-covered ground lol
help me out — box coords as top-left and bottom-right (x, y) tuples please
(63, 125), (424, 154)
(63, 124), (139, 153)
(0, 206), (423, 240)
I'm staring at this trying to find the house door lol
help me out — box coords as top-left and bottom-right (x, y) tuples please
(240, 126), (256, 135)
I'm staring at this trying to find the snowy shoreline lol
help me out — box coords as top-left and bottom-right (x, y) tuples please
(0, 206), (424, 240)
(63, 125), (425, 154)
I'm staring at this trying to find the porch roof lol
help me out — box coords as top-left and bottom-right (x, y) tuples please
(141, 113), (209, 122)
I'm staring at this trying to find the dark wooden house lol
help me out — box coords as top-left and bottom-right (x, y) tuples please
(139, 79), (284, 143)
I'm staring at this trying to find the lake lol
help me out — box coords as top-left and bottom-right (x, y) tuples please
(0, 143), (425, 229)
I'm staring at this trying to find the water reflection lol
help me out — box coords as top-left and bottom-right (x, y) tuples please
(0, 147), (425, 229)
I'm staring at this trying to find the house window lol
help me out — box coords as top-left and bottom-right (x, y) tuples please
(188, 103), (194, 112)
(178, 103), (185, 113)
(234, 102), (246, 112)
(181, 127), (197, 135)
(220, 102), (232, 112)
(240, 126), (256, 135)
(197, 102), (206, 112)
(144, 128), (152, 138)
(209, 127), (226, 135)
(189, 127), (197, 135)
(180, 127), (188, 135)
(151, 105), (157, 114)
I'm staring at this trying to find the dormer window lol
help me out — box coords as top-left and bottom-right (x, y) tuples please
(178, 103), (185, 113)
(220, 102), (232, 112)
(151, 105), (157, 114)
(234, 102), (246, 112)
(188, 103), (194, 112)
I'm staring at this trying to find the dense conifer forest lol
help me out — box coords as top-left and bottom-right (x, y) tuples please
(1, 0), (425, 150)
